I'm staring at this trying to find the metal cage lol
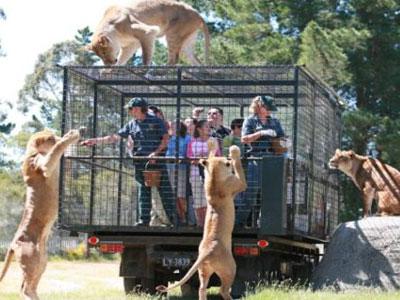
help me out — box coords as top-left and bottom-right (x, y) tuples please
(59, 65), (342, 240)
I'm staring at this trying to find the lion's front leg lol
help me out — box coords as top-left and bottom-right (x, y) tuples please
(116, 41), (140, 66)
(362, 181), (375, 218)
(37, 130), (80, 177)
(229, 146), (247, 194)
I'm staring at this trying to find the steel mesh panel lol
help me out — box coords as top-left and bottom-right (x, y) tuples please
(60, 65), (341, 239)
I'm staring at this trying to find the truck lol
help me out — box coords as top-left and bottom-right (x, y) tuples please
(58, 65), (342, 297)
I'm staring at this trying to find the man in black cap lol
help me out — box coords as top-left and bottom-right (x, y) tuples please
(239, 95), (285, 227)
(81, 97), (174, 226)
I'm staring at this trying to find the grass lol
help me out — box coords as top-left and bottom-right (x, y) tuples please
(245, 284), (400, 300)
(1, 260), (399, 299)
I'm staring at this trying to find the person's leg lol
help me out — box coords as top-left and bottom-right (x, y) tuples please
(190, 173), (206, 226)
(157, 163), (175, 224)
(135, 162), (151, 224)
(234, 191), (245, 225)
(187, 167), (196, 226)
(176, 164), (188, 223)
(166, 163), (176, 192)
(237, 159), (260, 226)
(195, 206), (207, 227)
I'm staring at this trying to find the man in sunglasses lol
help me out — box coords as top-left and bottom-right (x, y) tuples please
(207, 106), (231, 148)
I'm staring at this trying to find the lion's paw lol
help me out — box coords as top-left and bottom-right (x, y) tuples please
(229, 145), (241, 159)
(207, 138), (218, 155)
(63, 129), (80, 143)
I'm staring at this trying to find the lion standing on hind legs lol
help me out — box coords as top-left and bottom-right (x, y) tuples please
(0, 129), (80, 300)
(157, 140), (247, 300)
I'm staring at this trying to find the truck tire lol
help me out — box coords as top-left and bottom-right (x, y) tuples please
(123, 276), (155, 294)
(123, 277), (136, 294)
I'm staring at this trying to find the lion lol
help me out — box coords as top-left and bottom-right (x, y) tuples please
(87, 0), (210, 66)
(156, 141), (247, 300)
(0, 129), (80, 300)
(329, 149), (400, 217)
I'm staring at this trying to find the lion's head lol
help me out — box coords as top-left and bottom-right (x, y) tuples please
(200, 156), (235, 180)
(199, 143), (242, 200)
(328, 149), (366, 174)
(26, 130), (59, 155)
(87, 35), (119, 65)
(23, 130), (60, 174)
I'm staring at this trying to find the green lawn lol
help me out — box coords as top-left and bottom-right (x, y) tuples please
(1, 261), (399, 299)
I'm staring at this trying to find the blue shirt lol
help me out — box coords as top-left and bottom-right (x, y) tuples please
(166, 135), (191, 158)
(118, 113), (167, 156)
(242, 115), (284, 155)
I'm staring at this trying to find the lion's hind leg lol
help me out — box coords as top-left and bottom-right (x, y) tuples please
(198, 262), (213, 300)
(181, 31), (202, 66)
(16, 240), (42, 300)
(215, 251), (236, 300)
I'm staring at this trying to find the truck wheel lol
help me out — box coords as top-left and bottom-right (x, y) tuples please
(123, 277), (155, 294)
(123, 277), (136, 294)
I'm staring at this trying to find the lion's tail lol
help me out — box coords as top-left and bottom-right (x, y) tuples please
(0, 248), (14, 282)
(201, 19), (210, 64)
(156, 241), (217, 293)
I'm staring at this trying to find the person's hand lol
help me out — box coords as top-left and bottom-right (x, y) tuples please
(192, 107), (204, 118)
(148, 152), (157, 164)
(80, 138), (97, 147)
(259, 129), (277, 137)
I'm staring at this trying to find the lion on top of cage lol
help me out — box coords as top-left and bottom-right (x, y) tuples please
(87, 0), (210, 66)
(329, 149), (400, 217)
(0, 129), (80, 300)
(156, 140), (247, 300)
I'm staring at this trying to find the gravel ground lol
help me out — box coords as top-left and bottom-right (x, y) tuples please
(312, 216), (400, 291)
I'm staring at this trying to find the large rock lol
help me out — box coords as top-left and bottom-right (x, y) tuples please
(312, 216), (400, 290)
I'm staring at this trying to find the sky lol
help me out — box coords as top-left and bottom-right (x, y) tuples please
(0, 0), (128, 127)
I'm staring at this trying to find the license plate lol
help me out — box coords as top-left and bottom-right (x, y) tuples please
(162, 256), (191, 269)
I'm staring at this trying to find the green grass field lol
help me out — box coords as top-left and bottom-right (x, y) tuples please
(1, 260), (399, 299)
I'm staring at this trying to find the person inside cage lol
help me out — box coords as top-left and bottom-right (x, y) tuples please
(166, 120), (191, 224)
(184, 117), (197, 137)
(191, 106), (204, 120)
(207, 106), (231, 148)
(222, 118), (244, 156)
(187, 119), (221, 227)
(222, 118), (246, 225)
(183, 116), (198, 226)
(149, 105), (170, 144)
(240, 95), (285, 227)
(80, 97), (174, 226)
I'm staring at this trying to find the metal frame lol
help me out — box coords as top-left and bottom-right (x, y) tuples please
(59, 65), (342, 240)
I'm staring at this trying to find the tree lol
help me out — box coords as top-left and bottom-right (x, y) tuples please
(0, 169), (25, 240)
(18, 28), (99, 129)
(298, 21), (351, 88)
(0, 8), (5, 57)
(343, 1), (400, 117)
(0, 9), (16, 167)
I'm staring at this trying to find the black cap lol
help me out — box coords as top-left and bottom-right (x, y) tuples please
(125, 97), (148, 109)
(260, 95), (277, 111)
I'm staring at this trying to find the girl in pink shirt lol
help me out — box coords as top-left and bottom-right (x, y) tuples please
(187, 119), (221, 226)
